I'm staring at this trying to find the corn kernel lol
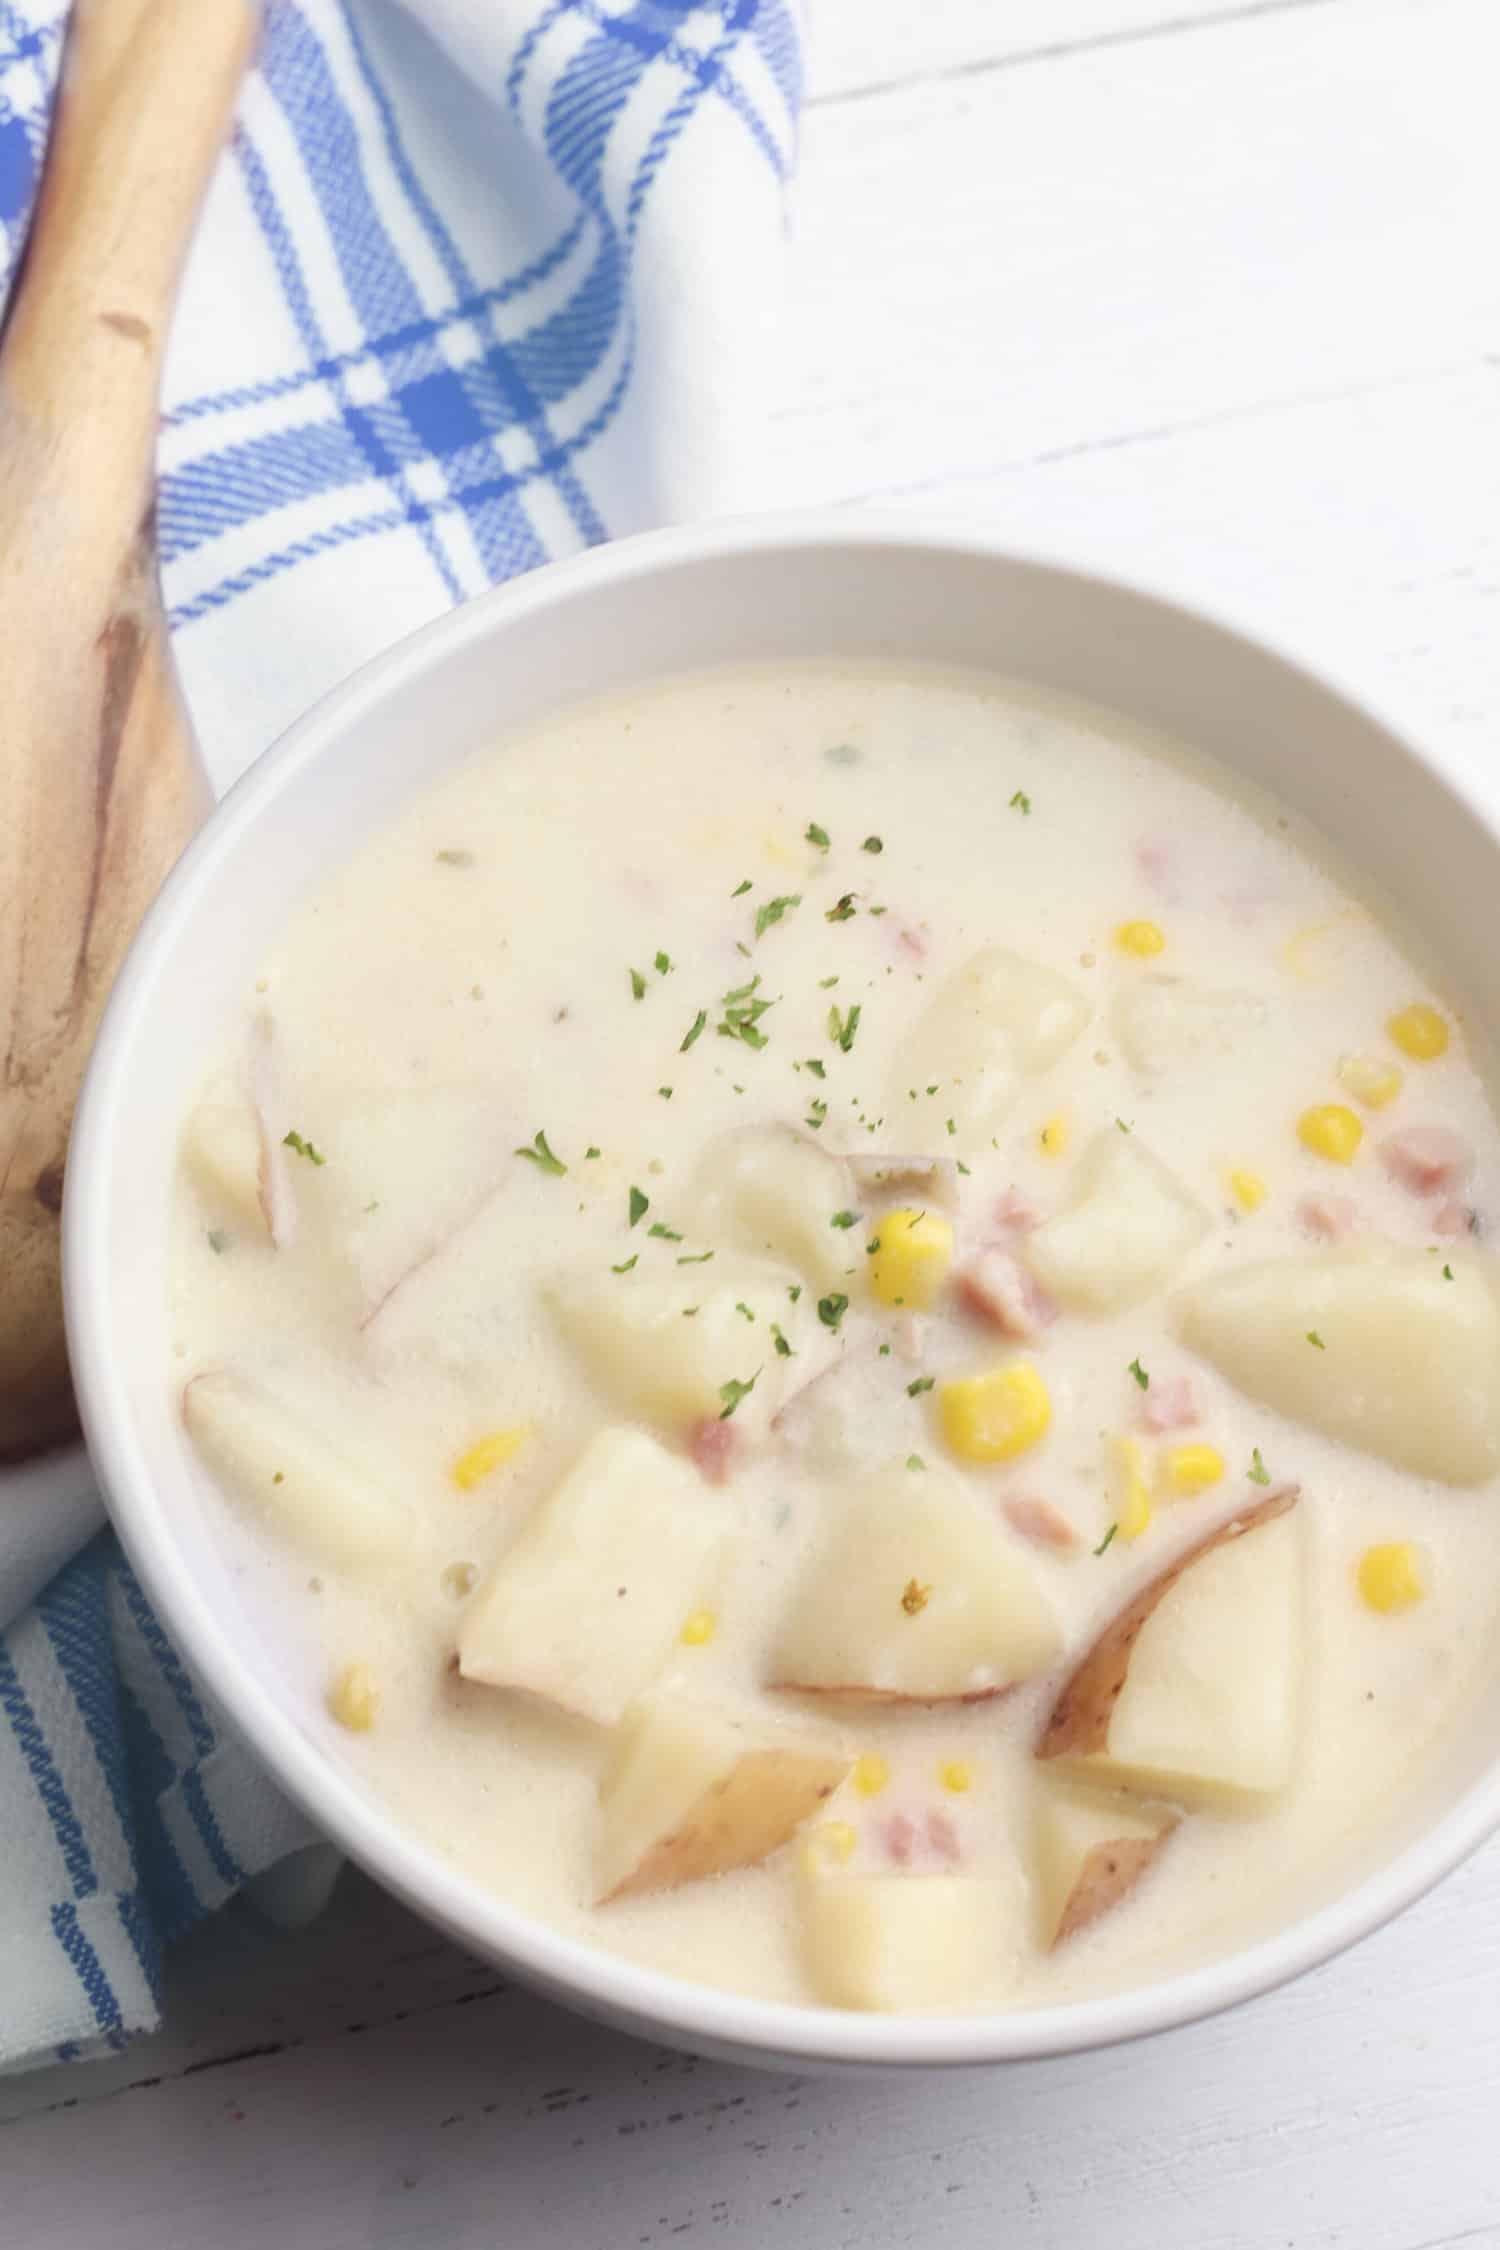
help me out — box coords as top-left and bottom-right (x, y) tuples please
(939, 1362), (1051, 1464)
(852, 1753), (890, 1799)
(1280, 910), (1364, 985)
(327, 1661), (379, 1733)
(1228, 1168), (1267, 1212)
(1357, 1542), (1426, 1614)
(1296, 1104), (1363, 1165)
(1337, 1052), (1404, 1111)
(938, 1760), (973, 1794)
(869, 1206), (955, 1309)
(1161, 1442), (1226, 1497)
(1039, 1112), (1070, 1159)
(802, 1820), (858, 1875)
(1114, 1436), (1152, 1542)
(1115, 919), (1166, 958)
(679, 1607), (717, 1647)
(1387, 1004), (1449, 1062)
(451, 1425), (530, 1491)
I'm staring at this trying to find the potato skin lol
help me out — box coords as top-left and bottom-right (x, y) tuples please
(1051, 1830), (1175, 1946)
(1036, 1486), (1300, 1762)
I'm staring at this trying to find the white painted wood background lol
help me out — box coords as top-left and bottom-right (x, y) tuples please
(8, 0), (1500, 2241)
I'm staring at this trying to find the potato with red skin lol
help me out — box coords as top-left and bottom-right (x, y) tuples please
(1034, 1782), (1178, 1946)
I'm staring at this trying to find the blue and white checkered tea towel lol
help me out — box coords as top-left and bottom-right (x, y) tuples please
(0, 0), (800, 2076)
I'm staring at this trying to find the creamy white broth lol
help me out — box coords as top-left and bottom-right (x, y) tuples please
(170, 663), (1500, 2012)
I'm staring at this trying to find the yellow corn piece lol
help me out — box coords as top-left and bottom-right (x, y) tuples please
(327, 1662), (379, 1733)
(1387, 1004), (1449, 1062)
(1115, 919), (1166, 958)
(1337, 1052), (1404, 1111)
(939, 1363), (1051, 1464)
(852, 1752), (890, 1799)
(802, 1820), (858, 1875)
(938, 1760), (973, 1795)
(679, 1607), (717, 1647)
(869, 1206), (955, 1310)
(1161, 1442), (1225, 1497)
(1228, 1168), (1267, 1212)
(1279, 909), (1364, 986)
(451, 1425), (530, 1491)
(1296, 1104), (1363, 1165)
(1357, 1543), (1426, 1614)
(1039, 1112), (1070, 1159)
(1114, 1436), (1152, 1542)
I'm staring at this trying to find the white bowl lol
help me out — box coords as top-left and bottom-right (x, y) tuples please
(64, 515), (1500, 2071)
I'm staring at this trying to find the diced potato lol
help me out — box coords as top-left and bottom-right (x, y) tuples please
(1114, 977), (1267, 1077)
(1034, 1783), (1177, 1946)
(596, 1693), (849, 1902)
(548, 1256), (838, 1442)
(458, 1428), (729, 1726)
(1022, 1131), (1210, 1313)
(315, 1087), (510, 1315)
(689, 1125), (856, 1289)
(802, 1870), (1025, 2011)
(770, 1461), (1062, 1702)
(888, 947), (1091, 1154)
(182, 1368), (410, 1567)
(1038, 1489), (1302, 1810)
(1179, 1245), (1500, 1485)
(180, 1100), (267, 1233)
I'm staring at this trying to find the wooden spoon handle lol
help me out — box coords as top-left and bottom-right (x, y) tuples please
(0, 0), (258, 1466)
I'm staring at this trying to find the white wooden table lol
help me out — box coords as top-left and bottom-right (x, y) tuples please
(9, 2), (1500, 2241)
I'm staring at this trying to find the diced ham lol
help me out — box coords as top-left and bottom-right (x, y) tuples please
(959, 1250), (1058, 1338)
(883, 1812), (917, 1866)
(1135, 837), (1180, 901)
(1297, 1193), (1359, 1243)
(924, 1810), (961, 1864)
(1003, 1495), (1080, 1551)
(849, 1154), (960, 1209)
(689, 1415), (740, 1486)
(992, 1188), (1039, 1235)
(1139, 1374), (1197, 1434)
(1380, 1126), (1475, 1199)
(1433, 1198), (1472, 1238)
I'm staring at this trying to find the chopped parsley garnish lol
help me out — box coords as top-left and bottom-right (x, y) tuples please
(755, 893), (801, 940)
(732, 878), (753, 897)
(906, 1454), (926, 1472)
(628, 1185), (649, 1227)
(817, 1292), (849, 1332)
(585, 1146), (601, 1160)
(806, 1097), (828, 1130)
(945, 1118), (956, 1137)
(629, 966), (647, 1000)
(717, 973), (777, 1050)
(907, 1376), (935, 1397)
(677, 1250), (714, 1265)
(825, 893), (857, 924)
(1094, 1523), (1118, 1557)
(611, 1254), (638, 1274)
(830, 1209), (859, 1230)
(771, 1323), (794, 1357)
(733, 1303), (755, 1325)
(879, 1342), (891, 1356)
(657, 1086), (672, 1100)
(866, 1237), (882, 1255)
(435, 847), (475, 866)
(828, 1001), (862, 1053)
(1116, 1117), (1133, 1134)
(1306, 1330), (1326, 1349)
(805, 822), (831, 851)
(682, 1307), (699, 1317)
(819, 975), (839, 989)
(654, 950), (672, 976)
(1443, 1263), (1455, 1280)
(514, 1130), (565, 1176)
(206, 1229), (229, 1256)
(1128, 1357), (1149, 1390)
(649, 1222), (684, 1242)
(1248, 1448), (1271, 1486)
(282, 1129), (326, 1166)
(788, 1283), (803, 1303)
(957, 1160), (972, 1176)
(862, 835), (884, 854)
(680, 1009), (707, 1052)
(901, 1578), (931, 1616)
(803, 1057), (827, 1078)
(1009, 790), (1031, 815)
(718, 1372), (760, 1420)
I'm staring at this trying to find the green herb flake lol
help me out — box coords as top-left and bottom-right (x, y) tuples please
(788, 1283), (803, 1303)
(732, 878), (753, 898)
(1093, 1523), (1118, 1557)
(879, 1342), (891, 1356)
(862, 836), (884, 855)
(945, 1117), (956, 1137)
(755, 893), (801, 940)
(819, 975), (839, 989)
(803, 1057), (827, 1078)
(806, 1098), (828, 1131)
(866, 1237), (882, 1256)
(735, 1302), (756, 1325)
(817, 1292), (850, 1332)
(585, 1146), (601, 1160)
(628, 1185), (649, 1228)
(206, 1229), (230, 1256)
(771, 1323), (794, 1358)
(514, 1130), (566, 1177)
(282, 1129), (327, 1166)
(677, 1250), (715, 1265)
(906, 1453), (926, 1471)
(629, 966), (647, 1001)
(649, 1222), (684, 1242)
(830, 1209), (859, 1231)
(825, 893), (857, 924)
(826, 741), (861, 766)
(611, 1254), (639, 1275)
(1248, 1448), (1271, 1486)
(957, 1160), (972, 1176)
(1307, 1330), (1326, 1350)
(654, 950), (672, 976)
(657, 1086), (673, 1100)
(1009, 790), (1031, 815)
(805, 822), (831, 851)
(1116, 1116), (1133, 1134)
(1443, 1263), (1455, 1280)
(718, 1372), (761, 1420)
(435, 846), (475, 867)
(680, 1009), (707, 1053)
(682, 1306), (699, 1317)
(1128, 1357), (1149, 1391)
(907, 1376), (935, 1397)
(829, 1001), (862, 1054)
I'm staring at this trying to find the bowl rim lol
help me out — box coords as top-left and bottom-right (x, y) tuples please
(64, 508), (1500, 2069)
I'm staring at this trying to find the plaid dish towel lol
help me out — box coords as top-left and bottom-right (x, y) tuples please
(0, 0), (800, 2076)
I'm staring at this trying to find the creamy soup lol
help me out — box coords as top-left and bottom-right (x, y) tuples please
(170, 663), (1500, 2014)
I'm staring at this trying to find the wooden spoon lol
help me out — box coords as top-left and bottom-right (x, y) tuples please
(0, 0), (258, 1466)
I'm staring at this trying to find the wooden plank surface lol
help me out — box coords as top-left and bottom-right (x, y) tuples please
(8, 0), (1500, 2241)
